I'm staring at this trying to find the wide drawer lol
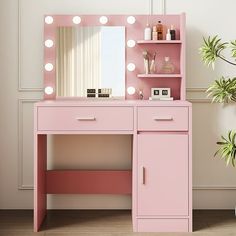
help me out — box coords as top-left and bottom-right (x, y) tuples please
(137, 107), (188, 131)
(137, 218), (189, 232)
(37, 106), (133, 131)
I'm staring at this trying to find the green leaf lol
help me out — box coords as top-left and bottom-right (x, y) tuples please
(215, 130), (236, 167)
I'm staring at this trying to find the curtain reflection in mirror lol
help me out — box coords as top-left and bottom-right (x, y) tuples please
(56, 27), (101, 97)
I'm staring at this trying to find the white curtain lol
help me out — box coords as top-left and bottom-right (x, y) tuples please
(56, 27), (101, 97)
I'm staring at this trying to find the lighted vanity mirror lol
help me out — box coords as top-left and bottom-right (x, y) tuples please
(56, 26), (125, 98)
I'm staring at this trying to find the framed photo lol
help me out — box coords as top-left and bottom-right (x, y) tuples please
(151, 88), (171, 98)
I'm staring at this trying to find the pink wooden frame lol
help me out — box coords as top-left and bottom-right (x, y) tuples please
(44, 14), (186, 100)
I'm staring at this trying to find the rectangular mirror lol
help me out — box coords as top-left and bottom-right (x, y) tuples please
(56, 26), (125, 98)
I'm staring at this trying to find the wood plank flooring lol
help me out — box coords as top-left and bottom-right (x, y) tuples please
(0, 210), (236, 236)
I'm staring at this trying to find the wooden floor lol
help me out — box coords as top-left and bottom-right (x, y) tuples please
(0, 210), (236, 235)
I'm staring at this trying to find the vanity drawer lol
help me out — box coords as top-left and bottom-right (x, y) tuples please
(37, 106), (133, 131)
(137, 107), (188, 131)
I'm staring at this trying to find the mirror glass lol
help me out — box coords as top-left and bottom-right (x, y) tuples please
(56, 26), (125, 97)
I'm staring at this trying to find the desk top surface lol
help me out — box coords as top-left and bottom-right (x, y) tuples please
(35, 99), (192, 107)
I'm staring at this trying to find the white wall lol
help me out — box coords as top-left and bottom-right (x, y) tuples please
(1, 0), (236, 209)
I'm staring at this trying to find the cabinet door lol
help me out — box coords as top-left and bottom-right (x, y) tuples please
(137, 133), (189, 216)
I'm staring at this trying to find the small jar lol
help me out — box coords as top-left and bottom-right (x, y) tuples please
(161, 57), (175, 73)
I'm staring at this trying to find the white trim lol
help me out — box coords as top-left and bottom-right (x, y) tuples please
(187, 98), (211, 103)
(18, 0), (43, 92)
(18, 99), (40, 190)
(157, 0), (166, 14)
(187, 88), (207, 92)
(193, 186), (236, 190)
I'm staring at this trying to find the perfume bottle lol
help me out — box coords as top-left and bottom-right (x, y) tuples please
(156, 20), (163, 40)
(162, 57), (175, 73)
(144, 24), (151, 40)
(166, 29), (171, 41)
(152, 26), (158, 40)
(170, 25), (176, 40)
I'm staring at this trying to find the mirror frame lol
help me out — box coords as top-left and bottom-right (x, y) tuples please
(43, 14), (183, 100)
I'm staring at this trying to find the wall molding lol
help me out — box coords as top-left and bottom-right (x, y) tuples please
(18, 99), (39, 190)
(18, 0), (43, 92)
(18, 0), (234, 193)
(187, 87), (207, 92)
(157, 0), (166, 14)
(193, 186), (236, 190)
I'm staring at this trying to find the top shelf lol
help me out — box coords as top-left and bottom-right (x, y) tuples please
(137, 40), (182, 44)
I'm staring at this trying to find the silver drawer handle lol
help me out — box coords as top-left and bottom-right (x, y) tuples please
(76, 117), (96, 121)
(153, 116), (173, 121)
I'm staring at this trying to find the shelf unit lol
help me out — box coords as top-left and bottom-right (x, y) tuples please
(137, 40), (182, 44)
(137, 74), (182, 78)
(134, 14), (186, 100)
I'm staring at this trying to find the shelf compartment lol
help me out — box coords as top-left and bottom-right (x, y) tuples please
(46, 170), (132, 194)
(137, 40), (182, 44)
(137, 74), (182, 78)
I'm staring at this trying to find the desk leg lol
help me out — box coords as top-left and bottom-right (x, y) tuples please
(34, 134), (47, 232)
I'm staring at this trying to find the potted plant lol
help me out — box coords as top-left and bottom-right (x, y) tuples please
(200, 36), (236, 166)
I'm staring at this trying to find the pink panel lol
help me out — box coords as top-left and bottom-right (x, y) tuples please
(43, 14), (185, 100)
(137, 133), (189, 216)
(46, 170), (132, 194)
(37, 106), (133, 131)
(188, 106), (193, 232)
(137, 218), (189, 232)
(34, 134), (47, 232)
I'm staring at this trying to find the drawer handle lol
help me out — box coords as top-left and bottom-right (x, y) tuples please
(153, 116), (173, 121)
(76, 117), (96, 121)
(141, 166), (145, 185)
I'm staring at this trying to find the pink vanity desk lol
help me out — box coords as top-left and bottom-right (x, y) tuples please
(34, 14), (192, 232)
(34, 99), (192, 232)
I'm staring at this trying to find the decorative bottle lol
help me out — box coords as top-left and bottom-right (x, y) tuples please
(170, 25), (176, 40)
(152, 26), (158, 40)
(156, 21), (163, 40)
(166, 29), (171, 41)
(161, 57), (175, 74)
(144, 24), (151, 40)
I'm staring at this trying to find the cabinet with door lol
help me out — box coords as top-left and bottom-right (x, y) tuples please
(135, 105), (192, 232)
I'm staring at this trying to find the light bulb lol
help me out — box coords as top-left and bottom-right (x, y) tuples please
(45, 16), (54, 24)
(45, 63), (53, 72)
(127, 86), (136, 95)
(127, 16), (136, 24)
(44, 39), (54, 48)
(127, 40), (136, 48)
(44, 86), (54, 95)
(73, 16), (81, 24)
(127, 63), (136, 72)
(99, 16), (108, 24)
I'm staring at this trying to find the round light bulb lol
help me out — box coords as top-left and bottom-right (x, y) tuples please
(45, 16), (54, 24)
(45, 63), (53, 72)
(127, 63), (136, 72)
(127, 39), (136, 48)
(44, 39), (54, 48)
(127, 86), (136, 95)
(44, 86), (54, 95)
(127, 16), (136, 24)
(99, 16), (108, 24)
(73, 16), (81, 24)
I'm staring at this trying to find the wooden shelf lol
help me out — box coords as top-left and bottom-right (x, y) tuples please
(137, 40), (182, 44)
(137, 74), (182, 78)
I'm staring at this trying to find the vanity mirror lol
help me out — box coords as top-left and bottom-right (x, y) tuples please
(56, 26), (125, 97)
(44, 15), (185, 100)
